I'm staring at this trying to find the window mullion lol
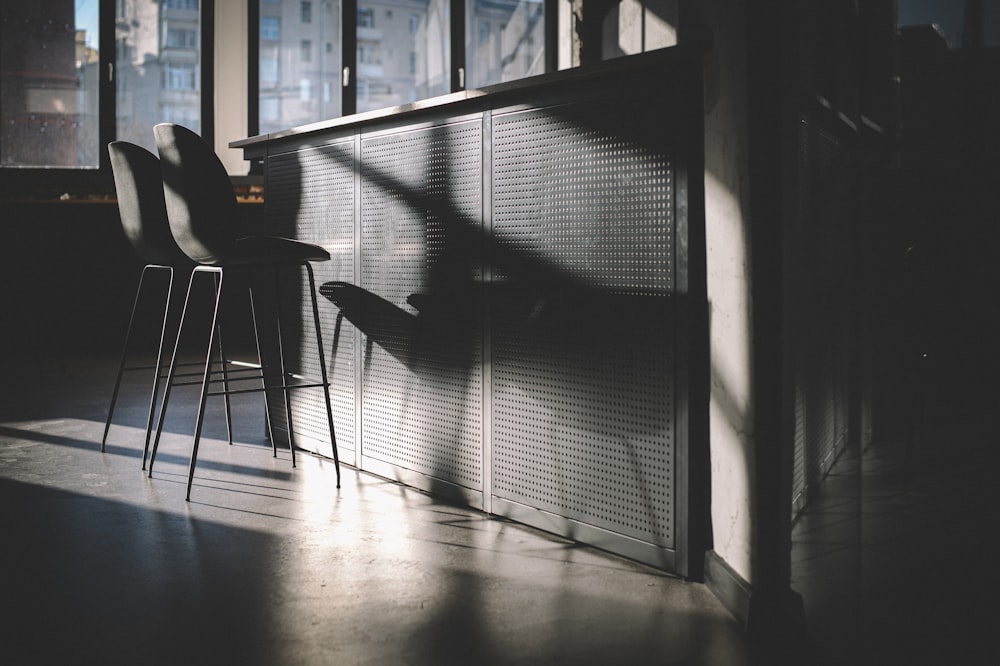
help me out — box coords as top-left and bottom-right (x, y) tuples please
(343, 0), (357, 116)
(101, 0), (117, 172)
(201, 0), (215, 146)
(451, 0), (465, 92)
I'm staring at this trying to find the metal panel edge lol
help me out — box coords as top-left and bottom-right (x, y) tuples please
(492, 497), (678, 573)
(360, 455), (486, 511)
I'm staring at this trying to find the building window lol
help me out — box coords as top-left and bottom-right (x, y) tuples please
(163, 0), (199, 10)
(358, 8), (375, 28)
(118, 0), (204, 150)
(409, 14), (419, 33)
(261, 16), (281, 41)
(166, 28), (198, 48)
(260, 55), (279, 84)
(258, 0), (342, 134)
(358, 44), (379, 65)
(164, 63), (197, 90)
(465, 0), (545, 89)
(0, 0), (102, 167)
(260, 95), (280, 120)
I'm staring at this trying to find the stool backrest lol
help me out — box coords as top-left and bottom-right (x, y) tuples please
(154, 123), (240, 265)
(108, 141), (191, 267)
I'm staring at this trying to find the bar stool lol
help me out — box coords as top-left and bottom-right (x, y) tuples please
(148, 122), (340, 500)
(104, 141), (234, 469)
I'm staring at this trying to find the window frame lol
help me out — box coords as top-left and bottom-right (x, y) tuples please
(248, 0), (556, 136)
(0, 0), (215, 189)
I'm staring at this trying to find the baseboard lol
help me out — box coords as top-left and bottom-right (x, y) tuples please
(704, 549), (752, 626)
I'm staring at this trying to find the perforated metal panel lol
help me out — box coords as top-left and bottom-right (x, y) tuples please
(249, 54), (703, 574)
(266, 140), (357, 462)
(490, 100), (677, 547)
(359, 120), (484, 489)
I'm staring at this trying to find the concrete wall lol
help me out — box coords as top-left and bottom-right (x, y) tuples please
(215, 0), (250, 174)
(697, 1), (754, 586)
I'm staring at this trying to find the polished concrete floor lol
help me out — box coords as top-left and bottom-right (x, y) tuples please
(0, 353), (748, 665)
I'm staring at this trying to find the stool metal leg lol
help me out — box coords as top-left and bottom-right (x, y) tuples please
(148, 267), (201, 476)
(248, 282), (279, 457)
(140, 266), (178, 469)
(185, 267), (225, 500)
(215, 315), (234, 446)
(305, 263), (340, 488)
(272, 266), (297, 468)
(104, 264), (171, 455)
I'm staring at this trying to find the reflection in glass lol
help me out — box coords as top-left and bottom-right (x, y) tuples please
(356, 0), (450, 113)
(465, 0), (544, 89)
(259, 0), (342, 134)
(116, 0), (202, 153)
(0, 1), (100, 168)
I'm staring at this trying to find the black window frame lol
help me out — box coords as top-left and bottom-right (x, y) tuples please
(248, 0), (555, 138)
(0, 0), (215, 193)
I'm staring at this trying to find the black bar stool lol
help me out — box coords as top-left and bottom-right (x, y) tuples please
(148, 123), (340, 500)
(104, 141), (235, 469)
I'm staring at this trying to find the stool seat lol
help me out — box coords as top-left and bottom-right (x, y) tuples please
(220, 236), (331, 266)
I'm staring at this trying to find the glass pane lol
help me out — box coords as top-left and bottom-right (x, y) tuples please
(259, 0), (342, 134)
(357, 0), (449, 114)
(116, 0), (202, 153)
(0, 1), (101, 168)
(465, 0), (543, 89)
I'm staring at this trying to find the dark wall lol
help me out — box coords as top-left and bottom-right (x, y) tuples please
(0, 200), (269, 378)
(0, 202), (141, 361)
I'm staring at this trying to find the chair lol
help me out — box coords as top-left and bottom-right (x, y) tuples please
(148, 122), (340, 500)
(104, 141), (234, 470)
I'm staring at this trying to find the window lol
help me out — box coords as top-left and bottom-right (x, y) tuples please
(465, 0), (545, 89)
(257, 0), (342, 135)
(356, 0), (449, 113)
(2, 0), (215, 169)
(358, 44), (379, 65)
(163, 0), (199, 10)
(166, 28), (198, 48)
(164, 64), (197, 90)
(0, 1), (102, 167)
(261, 16), (281, 41)
(260, 95), (280, 121)
(117, 1), (204, 150)
(252, 0), (562, 131)
(260, 55), (280, 84)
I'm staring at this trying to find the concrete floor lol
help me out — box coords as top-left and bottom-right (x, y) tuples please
(0, 355), (748, 665)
